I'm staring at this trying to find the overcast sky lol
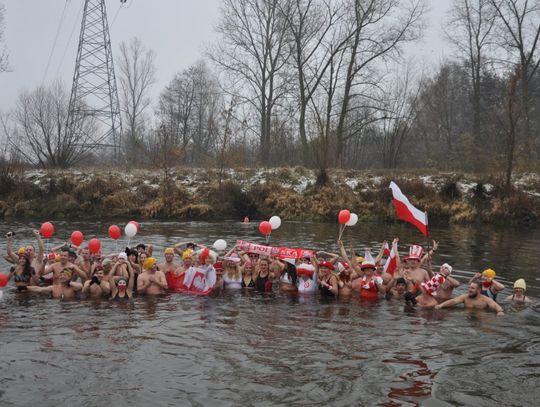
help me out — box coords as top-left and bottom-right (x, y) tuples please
(0, 0), (451, 112)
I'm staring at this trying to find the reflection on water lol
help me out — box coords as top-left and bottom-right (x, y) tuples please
(0, 220), (539, 406)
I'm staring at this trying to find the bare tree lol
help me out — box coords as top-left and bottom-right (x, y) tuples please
(282, 0), (347, 166)
(210, 0), (292, 166)
(12, 81), (97, 168)
(157, 61), (222, 166)
(0, 3), (9, 72)
(445, 0), (497, 168)
(118, 37), (156, 162)
(334, 0), (425, 165)
(490, 0), (540, 160)
(379, 66), (421, 169)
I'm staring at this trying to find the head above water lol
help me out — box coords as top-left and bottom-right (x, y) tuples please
(513, 278), (526, 293)
(468, 281), (482, 298)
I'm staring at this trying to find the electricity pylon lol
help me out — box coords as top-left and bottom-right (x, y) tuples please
(67, 0), (122, 158)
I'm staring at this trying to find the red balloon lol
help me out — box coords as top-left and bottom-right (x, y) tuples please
(338, 209), (351, 225)
(128, 220), (141, 232)
(40, 222), (55, 238)
(88, 238), (101, 254)
(259, 221), (272, 235)
(71, 231), (84, 246)
(0, 273), (8, 288)
(108, 225), (121, 240)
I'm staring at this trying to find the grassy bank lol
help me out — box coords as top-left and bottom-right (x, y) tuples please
(0, 167), (539, 225)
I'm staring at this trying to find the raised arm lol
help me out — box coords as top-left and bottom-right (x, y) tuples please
(6, 234), (18, 263)
(491, 279), (505, 293)
(34, 229), (45, 267)
(374, 241), (387, 264)
(127, 262), (135, 296)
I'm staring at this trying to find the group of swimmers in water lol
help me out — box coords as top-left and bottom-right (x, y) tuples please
(1, 230), (532, 314)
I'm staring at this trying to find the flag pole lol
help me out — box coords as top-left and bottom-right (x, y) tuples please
(424, 211), (433, 277)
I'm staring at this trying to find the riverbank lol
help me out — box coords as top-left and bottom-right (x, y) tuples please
(1, 167), (539, 225)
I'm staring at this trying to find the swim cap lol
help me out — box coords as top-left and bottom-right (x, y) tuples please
(482, 268), (496, 279)
(118, 252), (128, 261)
(17, 247), (26, 255)
(164, 247), (175, 255)
(356, 256), (364, 264)
(513, 278), (526, 291)
(182, 249), (194, 260)
(143, 257), (157, 270)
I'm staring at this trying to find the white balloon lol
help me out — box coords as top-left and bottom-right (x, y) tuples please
(213, 239), (227, 251)
(125, 223), (137, 238)
(269, 215), (282, 230)
(346, 213), (358, 226)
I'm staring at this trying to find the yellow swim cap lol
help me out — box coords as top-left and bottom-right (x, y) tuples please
(482, 268), (496, 279)
(513, 278), (526, 291)
(356, 256), (365, 264)
(143, 257), (157, 270)
(182, 249), (193, 260)
(17, 247), (26, 255)
(164, 247), (175, 255)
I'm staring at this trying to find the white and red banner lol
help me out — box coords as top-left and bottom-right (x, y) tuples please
(236, 240), (316, 259)
(389, 181), (429, 236)
(383, 246), (397, 275)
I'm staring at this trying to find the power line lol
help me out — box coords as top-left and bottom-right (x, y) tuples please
(55, 0), (85, 79)
(42, 0), (71, 85)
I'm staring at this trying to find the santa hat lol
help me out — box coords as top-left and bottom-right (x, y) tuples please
(421, 274), (445, 296)
(404, 244), (424, 262)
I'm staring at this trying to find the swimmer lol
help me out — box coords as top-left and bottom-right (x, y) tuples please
(82, 266), (111, 298)
(6, 252), (38, 291)
(137, 257), (168, 295)
(433, 263), (460, 302)
(27, 267), (82, 299)
(386, 277), (408, 300)
(435, 281), (504, 316)
(503, 279), (531, 304)
(469, 268), (505, 302)
(318, 261), (338, 297)
(159, 247), (179, 274)
(110, 261), (135, 301)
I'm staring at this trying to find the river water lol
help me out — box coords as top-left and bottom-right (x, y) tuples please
(0, 220), (539, 406)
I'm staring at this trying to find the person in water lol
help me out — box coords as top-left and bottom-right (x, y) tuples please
(6, 252), (38, 291)
(503, 279), (531, 304)
(254, 257), (274, 292)
(82, 266), (111, 298)
(318, 261), (338, 297)
(435, 281), (504, 316)
(110, 260), (135, 301)
(386, 277), (408, 300)
(27, 267), (83, 299)
(137, 257), (168, 295)
(159, 247), (179, 274)
(468, 268), (505, 302)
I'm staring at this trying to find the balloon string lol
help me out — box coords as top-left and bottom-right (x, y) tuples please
(338, 224), (346, 241)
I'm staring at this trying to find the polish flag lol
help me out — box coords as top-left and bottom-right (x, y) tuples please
(389, 181), (429, 236)
(383, 241), (390, 257)
(383, 246), (397, 275)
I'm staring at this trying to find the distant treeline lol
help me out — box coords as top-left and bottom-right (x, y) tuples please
(1, 0), (540, 189)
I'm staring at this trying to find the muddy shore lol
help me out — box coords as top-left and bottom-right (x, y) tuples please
(1, 167), (539, 225)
